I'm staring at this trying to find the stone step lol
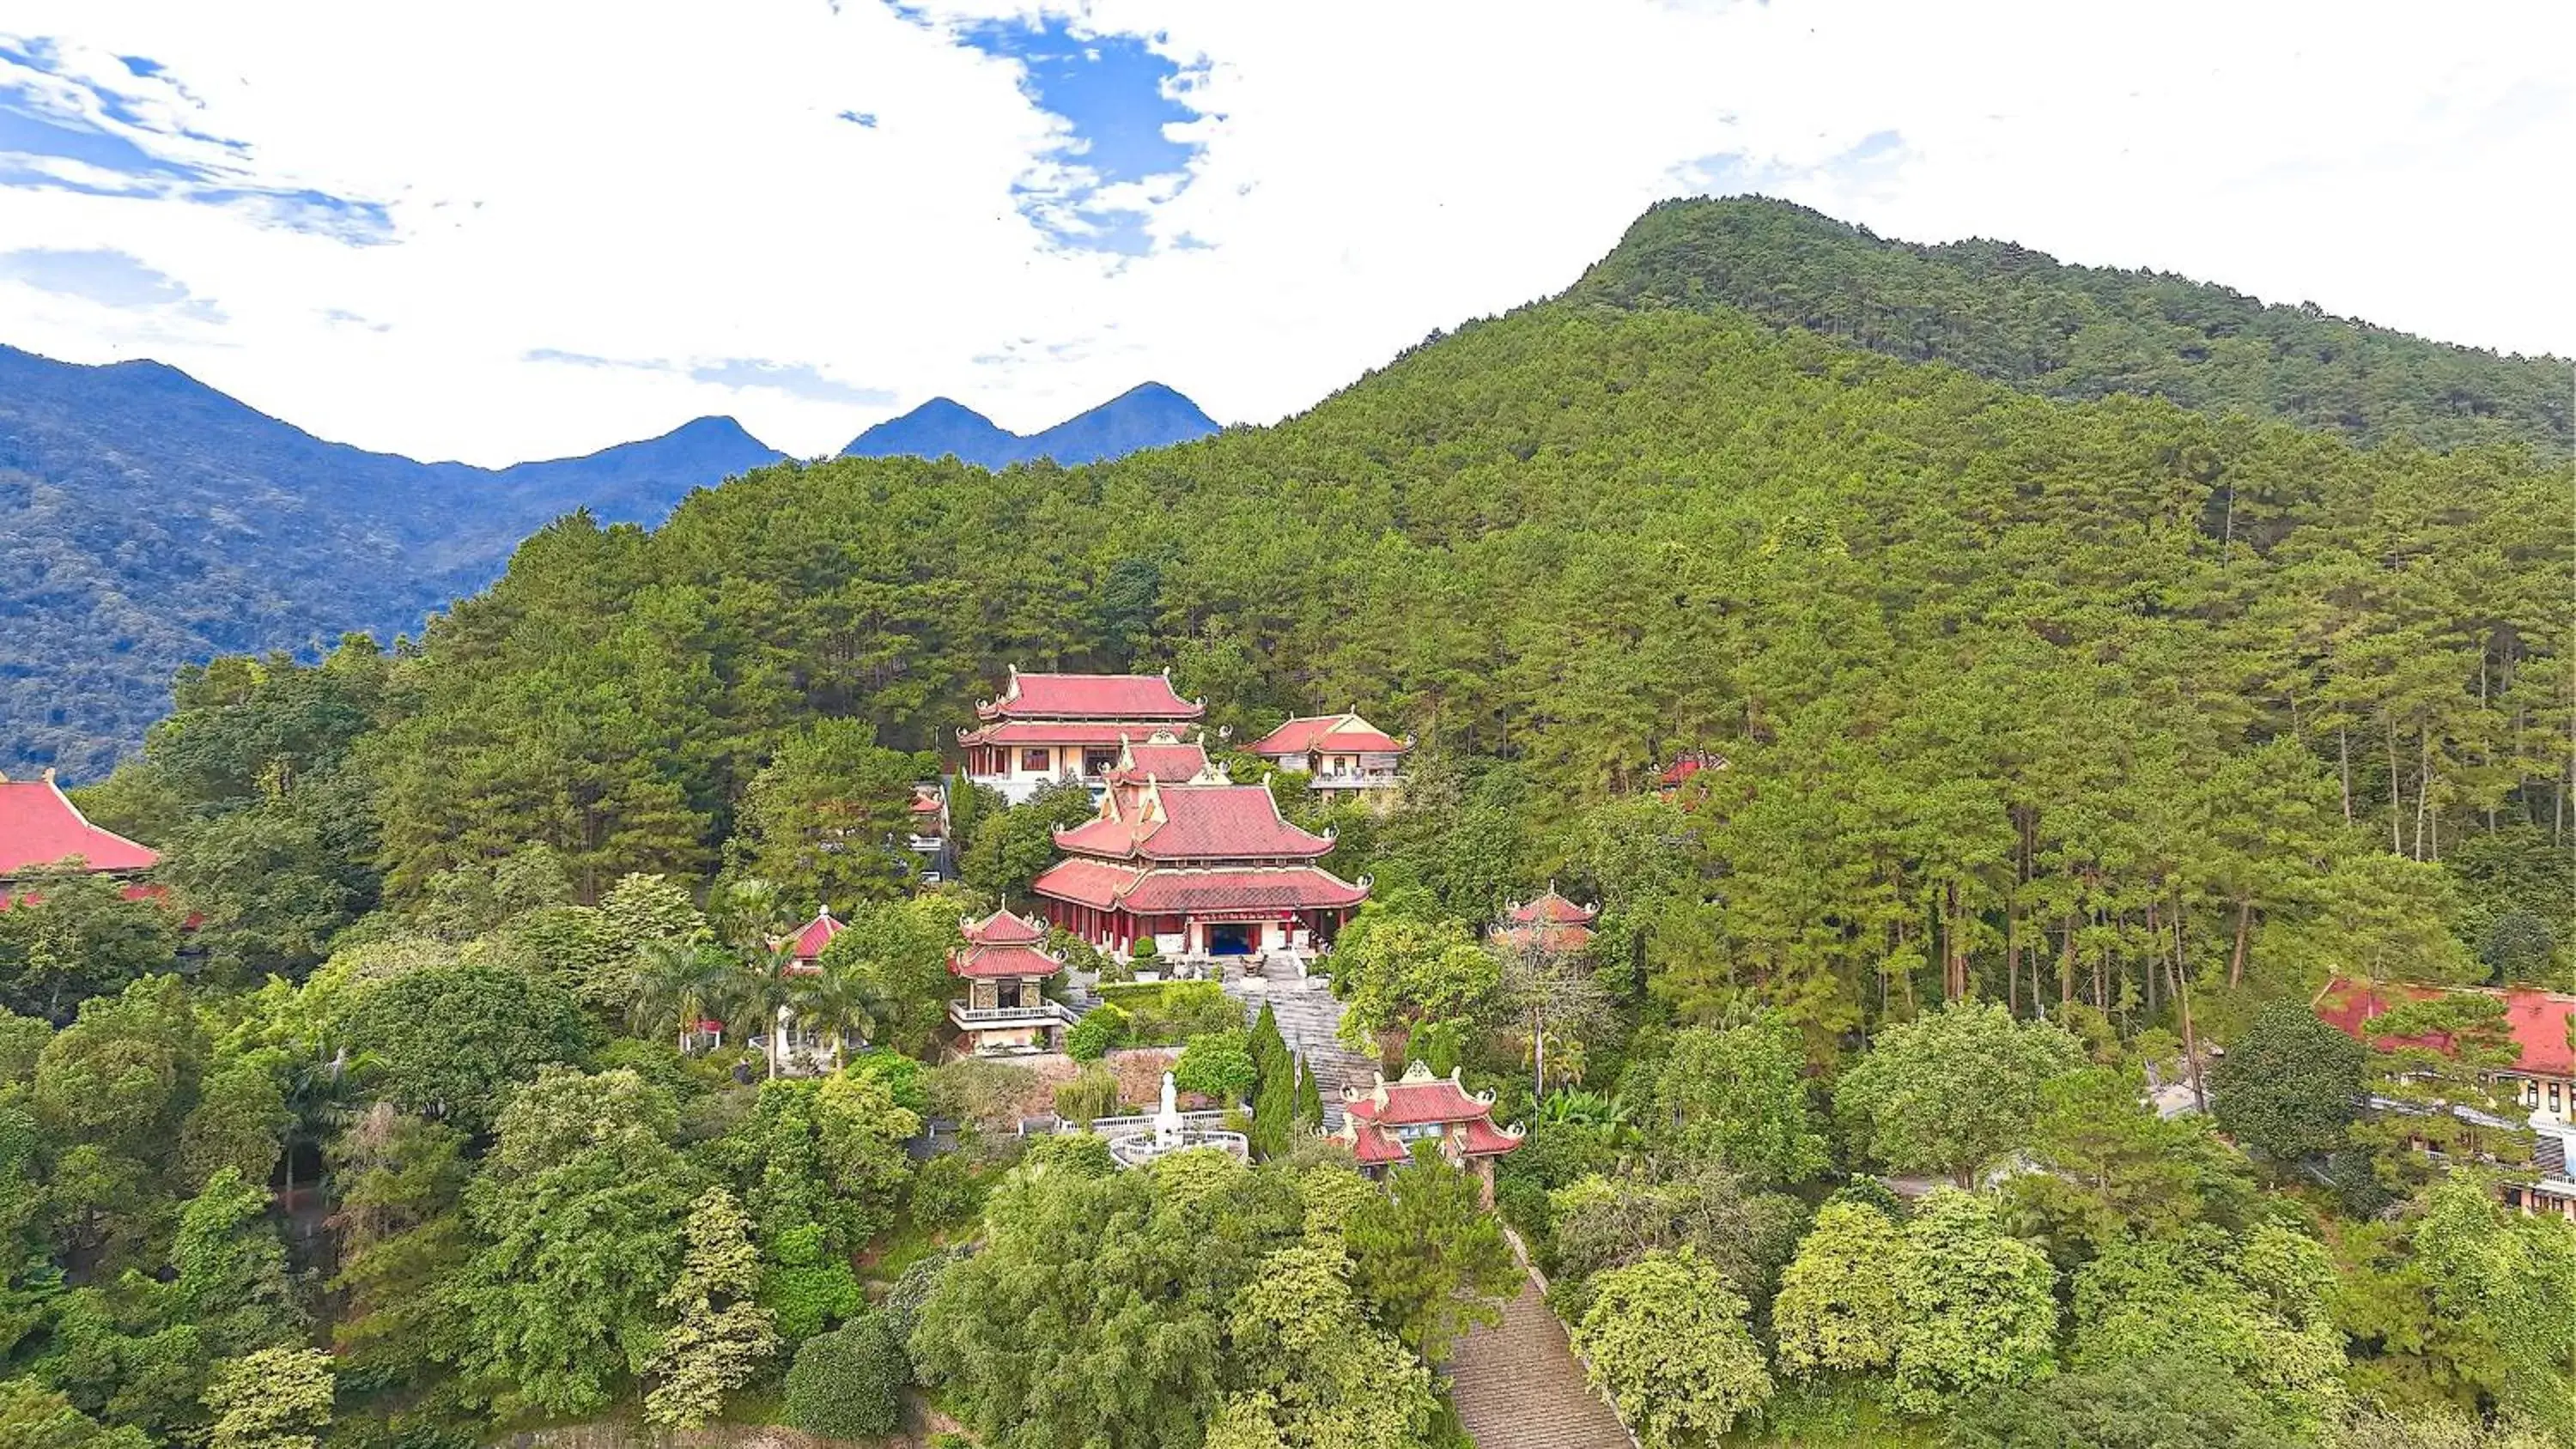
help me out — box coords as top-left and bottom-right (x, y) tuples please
(1447, 1275), (1636, 1449)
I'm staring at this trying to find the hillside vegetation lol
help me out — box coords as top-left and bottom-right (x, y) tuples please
(1568, 197), (2572, 458)
(12, 206), (2573, 1449)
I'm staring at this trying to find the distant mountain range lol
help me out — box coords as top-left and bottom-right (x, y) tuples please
(843, 382), (1218, 468)
(0, 349), (1221, 779)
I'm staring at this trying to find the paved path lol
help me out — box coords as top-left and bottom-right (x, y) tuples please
(1446, 1275), (1635, 1449)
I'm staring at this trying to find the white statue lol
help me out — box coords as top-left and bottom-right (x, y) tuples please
(1153, 1070), (1183, 1150)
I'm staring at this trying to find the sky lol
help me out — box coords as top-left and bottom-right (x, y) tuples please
(0, 1), (2567, 466)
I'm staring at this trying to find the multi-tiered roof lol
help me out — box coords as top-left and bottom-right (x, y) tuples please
(958, 669), (1205, 750)
(1492, 886), (1598, 953)
(1030, 778), (1369, 920)
(951, 907), (1062, 979)
(1336, 1061), (1525, 1167)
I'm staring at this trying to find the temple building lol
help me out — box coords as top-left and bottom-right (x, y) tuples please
(1030, 775), (1369, 965)
(0, 768), (161, 900)
(1492, 886), (1599, 955)
(958, 669), (1206, 803)
(782, 906), (844, 970)
(2316, 977), (2576, 1221)
(947, 908), (1075, 1056)
(1334, 1062), (1525, 1205)
(1245, 712), (1409, 791)
(1102, 731), (1220, 786)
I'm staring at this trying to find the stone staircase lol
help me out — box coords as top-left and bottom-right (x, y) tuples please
(1223, 973), (1375, 1131)
(1446, 1274), (1637, 1449)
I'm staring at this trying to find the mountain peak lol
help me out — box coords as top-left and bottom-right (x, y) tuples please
(839, 384), (1216, 469)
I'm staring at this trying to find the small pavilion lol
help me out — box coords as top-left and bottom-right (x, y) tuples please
(1492, 886), (1599, 955)
(1334, 1062), (1524, 1206)
(1245, 711), (1410, 791)
(948, 907), (1075, 1055)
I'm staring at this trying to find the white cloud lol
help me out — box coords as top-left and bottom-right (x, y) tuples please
(0, 0), (2565, 465)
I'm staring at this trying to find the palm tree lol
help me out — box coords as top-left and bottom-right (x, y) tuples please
(629, 939), (732, 1052)
(725, 943), (797, 1079)
(790, 949), (883, 1071)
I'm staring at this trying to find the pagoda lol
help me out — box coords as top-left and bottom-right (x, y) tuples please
(0, 768), (161, 902)
(1334, 1061), (1525, 1205)
(1030, 774), (1368, 964)
(957, 669), (1206, 803)
(1245, 711), (1410, 791)
(1492, 886), (1598, 955)
(948, 907), (1075, 1055)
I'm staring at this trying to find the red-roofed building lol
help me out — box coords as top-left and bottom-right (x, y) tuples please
(959, 669), (1207, 803)
(1030, 776), (1368, 965)
(2315, 977), (2576, 1220)
(1, 770), (160, 882)
(1101, 731), (1217, 787)
(1491, 886), (1599, 955)
(1656, 750), (1728, 795)
(949, 908), (1074, 1056)
(1246, 712), (1409, 792)
(1334, 1060), (1524, 1204)
(782, 906), (845, 973)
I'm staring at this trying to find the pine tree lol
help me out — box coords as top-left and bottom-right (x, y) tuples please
(1294, 1053), (1326, 1131)
(1248, 1002), (1293, 1157)
(644, 1188), (779, 1429)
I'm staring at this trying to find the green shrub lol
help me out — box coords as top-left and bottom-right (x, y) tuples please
(1054, 1064), (1120, 1125)
(1174, 1028), (1257, 1103)
(883, 1248), (961, 1345)
(1128, 935), (1161, 970)
(1097, 980), (1239, 1043)
(1066, 1003), (1127, 1061)
(847, 1049), (928, 1113)
(908, 1153), (981, 1229)
(781, 1313), (907, 1439)
(759, 1220), (863, 1341)
(1025, 1131), (1117, 1179)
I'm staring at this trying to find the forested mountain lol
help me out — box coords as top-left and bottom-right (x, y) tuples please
(1567, 197), (2573, 458)
(841, 380), (1218, 466)
(10, 204), (2574, 1449)
(0, 344), (785, 779)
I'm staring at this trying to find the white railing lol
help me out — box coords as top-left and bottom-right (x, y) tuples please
(949, 1000), (1077, 1028)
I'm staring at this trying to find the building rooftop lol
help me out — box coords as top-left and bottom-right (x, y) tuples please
(975, 669), (1204, 723)
(0, 773), (159, 877)
(1054, 779), (1334, 863)
(2314, 976), (2576, 1079)
(1247, 712), (1408, 757)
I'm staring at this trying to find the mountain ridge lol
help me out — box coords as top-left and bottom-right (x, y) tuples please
(0, 343), (787, 779)
(842, 381), (1218, 468)
(1565, 197), (2573, 458)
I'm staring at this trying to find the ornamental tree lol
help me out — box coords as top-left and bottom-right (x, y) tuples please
(1176, 1028), (1258, 1104)
(1329, 912), (1500, 1046)
(1208, 1243), (1437, 1449)
(644, 1188), (780, 1428)
(449, 1068), (702, 1417)
(1571, 1247), (1774, 1447)
(1772, 1199), (1909, 1379)
(2210, 1002), (2366, 1167)
(203, 1346), (335, 1449)
(1832, 1001), (2085, 1186)
(1344, 1152), (1521, 1364)
(1890, 1188), (2060, 1414)
(2069, 1225), (2346, 1429)
(1643, 1013), (1827, 1185)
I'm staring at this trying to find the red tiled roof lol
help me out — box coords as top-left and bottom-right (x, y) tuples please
(1054, 783), (1333, 862)
(951, 942), (1060, 979)
(1348, 1127), (1413, 1165)
(960, 721), (1169, 747)
(1105, 741), (1212, 784)
(1459, 1118), (1527, 1155)
(1248, 712), (1407, 757)
(1346, 1063), (1508, 1126)
(1657, 752), (1727, 788)
(963, 907), (1047, 946)
(976, 670), (1203, 722)
(1028, 857), (1145, 909)
(910, 796), (944, 814)
(1030, 858), (1368, 914)
(1506, 888), (1596, 926)
(1493, 922), (1595, 954)
(0, 777), (159, 876)
(787, 908), (844, 962)
(2315, 977), (2576, 1079)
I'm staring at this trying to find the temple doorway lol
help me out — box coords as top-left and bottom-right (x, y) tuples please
(1206, 922), (1256, 955)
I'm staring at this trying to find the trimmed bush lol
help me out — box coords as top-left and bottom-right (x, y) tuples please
(1097, 980), (1239, 1044)
(1066, 1003), (1127, 1061)
(781, 1312), (907, 1440)
(1175, 1028), (1257, 1103)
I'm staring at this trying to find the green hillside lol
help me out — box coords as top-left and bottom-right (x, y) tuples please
(19, 209), (2573, 1449)
(1567, 197), (2573, 458)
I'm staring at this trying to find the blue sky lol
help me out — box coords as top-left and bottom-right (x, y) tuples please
(0, 1), (2566, 464)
